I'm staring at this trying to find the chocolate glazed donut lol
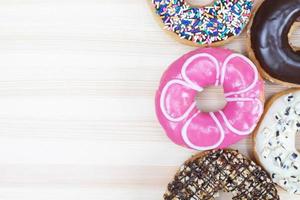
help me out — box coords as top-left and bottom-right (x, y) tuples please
(250, 0), (300, 85)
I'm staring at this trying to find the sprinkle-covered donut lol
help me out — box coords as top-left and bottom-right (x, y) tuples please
(249, 0), (300, 86)
(164, 149), (280, 200)
(254, 88), (300, 194)
(150, 0), (253, 46)
(155, 48), (264, 150)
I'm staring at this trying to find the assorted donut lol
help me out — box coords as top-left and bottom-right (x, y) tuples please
(164, 149), (279, 200)
(149, 0), (300, 198)
(254, 89), (300, 194)
(150, 0), (254, 46)
(249, 0), (300, 86)
(156, 47), (264, 151)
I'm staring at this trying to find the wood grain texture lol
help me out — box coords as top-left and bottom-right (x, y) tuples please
(0, 0), (298, 199)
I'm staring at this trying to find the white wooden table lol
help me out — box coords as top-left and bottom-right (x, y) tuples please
(0, 0), (298, 199)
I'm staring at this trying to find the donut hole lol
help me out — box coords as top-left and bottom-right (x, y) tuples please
(196, 86), (227, 112)
(187, 0), (214, 7)
(288, 20), (300, 51)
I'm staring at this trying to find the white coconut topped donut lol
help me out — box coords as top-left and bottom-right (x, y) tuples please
(254, 89), (300, 195)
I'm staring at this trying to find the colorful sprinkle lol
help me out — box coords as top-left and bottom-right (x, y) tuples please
(152, 0), (253, 45)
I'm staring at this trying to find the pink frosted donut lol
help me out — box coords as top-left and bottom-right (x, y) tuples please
(155, 48), (264, 150)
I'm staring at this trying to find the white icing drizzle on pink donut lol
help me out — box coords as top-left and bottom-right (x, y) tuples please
(221, 54), (259, 97)
(156, 48), (264, 150)
(181, 111), (225, 150)
(181, 53), (220, 88)
(160, 79), (199, 122)
(219, 98), (263, 136)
